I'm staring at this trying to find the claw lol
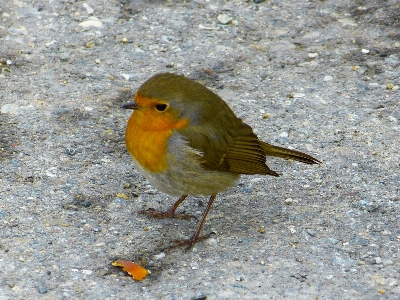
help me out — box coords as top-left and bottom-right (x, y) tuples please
(139, 208), (192, 220)
(163, 232), (215, 251)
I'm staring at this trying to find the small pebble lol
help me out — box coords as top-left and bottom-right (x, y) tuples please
(121, 37), (128, 43)
(82, 3), (94, 14)
(79, 17), (102, 28)
(206, 238), (218, 246)
(153, 252), (166, 260)
(364, 202), (379, 212)
(38, 286), (48, 294)
(279, 132), (289, 138)
(65, 148), (77, 156)
(372, 257), (382, 264)
(382, 259), (393, 266)
(217, 14), (233, 25)
(1, 103), (19, 114)
(95, 59), (100, 64)
(6, 59), (12, 65)
(324, 75), (333, 82)
(60, 53), (70, 62)
(291, 92), (305, 98)
(85, 41), (95, 48)
(308, 53), (318, 58)
(361, 49), (370, 54)
(82, 200), (91, 207)
(285, 198), (293, 205)
(235, 276), (244, 282)
(122, 73), (130, 81)
(331, 257), (357, 267)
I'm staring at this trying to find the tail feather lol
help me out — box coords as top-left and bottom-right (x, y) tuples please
(260, 141), (320, 165)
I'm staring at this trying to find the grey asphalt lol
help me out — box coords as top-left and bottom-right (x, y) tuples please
(1, 0), (399, 299)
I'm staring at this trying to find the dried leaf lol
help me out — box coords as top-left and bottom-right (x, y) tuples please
(112, 260), (150, 281)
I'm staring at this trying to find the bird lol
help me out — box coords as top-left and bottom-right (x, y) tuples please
(121, 72), (320, 249)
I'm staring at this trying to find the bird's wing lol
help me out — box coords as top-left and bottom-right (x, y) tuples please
(214, 123), (279, 176)
(178, 119), (279, 176)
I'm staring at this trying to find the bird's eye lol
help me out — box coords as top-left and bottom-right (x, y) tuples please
(155, 104), (168, 111)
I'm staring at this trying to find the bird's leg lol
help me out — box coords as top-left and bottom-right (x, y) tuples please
(164, 195), (216, 251)
(139, 195), (191, 220)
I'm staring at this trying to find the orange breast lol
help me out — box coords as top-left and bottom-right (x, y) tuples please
(125, 99), (189, 173)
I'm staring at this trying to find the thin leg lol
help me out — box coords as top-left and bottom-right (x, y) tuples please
(189, 195), (216, 243)
(139, 195), (191, 220)
(166, 195), (188, 215)
(165, 195), (217, 250)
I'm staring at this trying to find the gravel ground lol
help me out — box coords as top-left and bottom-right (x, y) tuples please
(1, 0), (399, 299)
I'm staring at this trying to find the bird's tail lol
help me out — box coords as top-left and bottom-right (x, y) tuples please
(260, 141), (320, 165)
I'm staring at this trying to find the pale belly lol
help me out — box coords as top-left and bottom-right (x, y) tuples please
(129, 132), (240, 196)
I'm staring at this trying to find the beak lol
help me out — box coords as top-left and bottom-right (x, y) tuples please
(120, 102), (140, 110)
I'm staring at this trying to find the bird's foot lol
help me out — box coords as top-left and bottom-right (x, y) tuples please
(139, 208), (192, 220)
(163, 232), (215, 251)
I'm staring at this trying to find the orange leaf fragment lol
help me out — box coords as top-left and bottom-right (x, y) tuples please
(112, 259), (150, 281)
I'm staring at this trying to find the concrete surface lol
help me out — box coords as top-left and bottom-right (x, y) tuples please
(1, 0), (399, 299)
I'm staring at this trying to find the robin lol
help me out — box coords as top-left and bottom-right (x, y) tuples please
(121, 72), (320, 249)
